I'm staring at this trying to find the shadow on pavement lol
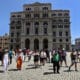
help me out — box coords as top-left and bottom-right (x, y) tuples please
(43, 72), (53, 75)
(63, 70), (75, 72)
(0, 70), (4, 73)
(8, 69), (18, 71)
(26, 67), (38, 70)
(48, 68), (53, 70)
(27, 64), (34, 66)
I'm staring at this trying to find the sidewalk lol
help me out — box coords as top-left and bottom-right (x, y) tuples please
(0, 52), (80, 80)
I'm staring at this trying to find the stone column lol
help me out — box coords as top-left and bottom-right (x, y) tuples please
(21, 38), (25, 49)
(21, 19), (25, 36)
(30, 38), (34, 50)
(48, 37), (53, 50)
(39, 38), (43, 50)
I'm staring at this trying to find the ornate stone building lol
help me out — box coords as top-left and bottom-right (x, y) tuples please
(10, 2), (71, 50)
(0, 34), (9, 49)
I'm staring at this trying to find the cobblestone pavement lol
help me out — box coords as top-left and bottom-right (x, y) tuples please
(0, 52), (80, 80)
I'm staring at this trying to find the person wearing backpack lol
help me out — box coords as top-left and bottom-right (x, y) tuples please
(52, 50), (61, 73)
(8, 49), (13, 64)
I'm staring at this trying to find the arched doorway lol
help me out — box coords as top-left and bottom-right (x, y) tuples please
(43, 39), (48, 49)
(34, 39), (39, 50)
(25, 39), (30, 49)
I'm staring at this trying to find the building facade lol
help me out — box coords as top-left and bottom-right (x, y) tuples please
(0, 34), (9, 49)
(10, 2), (71, 50)
(75, 38), (80, 50)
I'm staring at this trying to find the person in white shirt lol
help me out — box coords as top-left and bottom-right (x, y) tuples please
(3, 49), (9, 72)
(40, 49), (47, 66)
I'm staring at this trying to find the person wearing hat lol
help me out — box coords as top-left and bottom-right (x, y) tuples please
(3, 49), (9, 72)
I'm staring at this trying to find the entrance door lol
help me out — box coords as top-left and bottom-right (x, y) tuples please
(34, 39), (39, 50)
(43, 39), (48, 49)
(25, 39), (30, 49)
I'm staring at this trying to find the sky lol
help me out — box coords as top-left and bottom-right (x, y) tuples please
(0, 0), (80, 44)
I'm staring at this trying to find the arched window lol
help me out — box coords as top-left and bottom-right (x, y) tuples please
(43, 39), (48, 49)
(25, 39), (30, 49)
(34, 39), (39, 50)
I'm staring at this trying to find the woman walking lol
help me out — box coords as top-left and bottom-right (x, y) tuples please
(40, 49), (47, 66)
(33, 49), (39, 68)
(16, 49), (23, 70)
(3, 49), (9, 72)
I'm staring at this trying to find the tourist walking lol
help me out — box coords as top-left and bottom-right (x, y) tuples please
(40, 49), (47, 66)
(69, 50), (78, 71)
(33, 49), (39, 68)
(52, 50), (61, 73)
(8, 49), (13, 64)
(26, 49), (31, 61)
(3, 49), (9, 72)
(22, 48), (26, 61)
(16, 49), (23, 70)
(45, 49), (50, 63)
(60, 48), (68, 67)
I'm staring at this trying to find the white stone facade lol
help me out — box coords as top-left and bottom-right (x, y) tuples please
(10, 2), (71, 51)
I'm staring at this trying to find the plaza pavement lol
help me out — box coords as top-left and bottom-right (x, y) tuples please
(0, 52), (80, 80)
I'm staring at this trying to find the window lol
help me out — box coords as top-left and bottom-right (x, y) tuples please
(26, 8), (31, 11)
(34, 22), (39, 26)
(53, 39), (56, 42)
(16, 32), (20, 37)
(43, 13), (48, 18)
(58, 19), (63, 22)
(43, 7), (48, 10)
(59, 39), (62, 42)
(26, 28), (30, 35)
(11, 26), (15, 29)
(64, 19), (69, 22)
(16, 26), (21, 29)
(11, 21), (15, 25)
(58, 24), (63, 28)
(26, 22), (30, 26)
(11, 15), (16, 17)
(34, 14), (39, 18)
(25, 14), (31, 18)
(5, 39), (7, 40)
(60, 45), (63, 49)
(64, 13), (69, 16)
(52, 25), (57, 28)
(43, 21), (48, 26)
(17, 21), (21, 25)
(58, 13), (62, 16)
(17, 15), (21, 17)
(11, 33), (14, 37)
(65, 31), (68, 36)
(11, 39), (13, 42)
(66, 38), (69, 42)
(59, 31), (62, 36)
(52, 19), (57, 23)
(16, 38), (20, 42)
(44, 28), (47, 34)
(66, 45), (69, 51)
(64, 25), (69, 28)
(53, 32), (56, 37)
(35, 28), (38, 35)
(52, 13), (56, 16)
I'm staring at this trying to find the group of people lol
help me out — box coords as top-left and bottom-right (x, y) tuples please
(0, 47), (80, 73)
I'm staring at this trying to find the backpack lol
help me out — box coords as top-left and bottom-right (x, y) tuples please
(53, 53), (59, 62)
(9, 51), (13, 57)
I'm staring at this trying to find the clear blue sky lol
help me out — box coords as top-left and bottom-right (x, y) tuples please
(0, 0), (80, 44)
